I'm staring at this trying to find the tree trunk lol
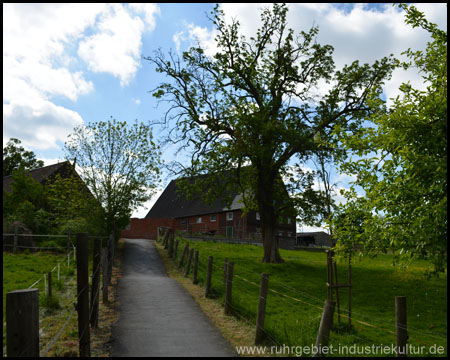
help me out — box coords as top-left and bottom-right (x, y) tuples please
(261, 219), (284, 263)
(258, 169), (284, 263)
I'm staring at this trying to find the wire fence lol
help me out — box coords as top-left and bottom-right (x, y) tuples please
(3, 230), (108, 254)
(157, 228), (447, 356)
(3, 232), (113, 357)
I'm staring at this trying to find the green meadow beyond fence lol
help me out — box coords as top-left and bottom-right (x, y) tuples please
(3, 231), (114, 357)
(156, 226), (447, 357)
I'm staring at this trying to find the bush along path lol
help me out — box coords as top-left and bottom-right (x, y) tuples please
(111, 238), (236, 357)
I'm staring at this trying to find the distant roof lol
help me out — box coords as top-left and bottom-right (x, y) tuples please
(3, 161), (72, 193)
(146, 177), (243, 219)
(146, 180), (243, 219)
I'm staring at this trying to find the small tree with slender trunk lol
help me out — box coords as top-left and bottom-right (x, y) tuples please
(64, 117), (162, 238)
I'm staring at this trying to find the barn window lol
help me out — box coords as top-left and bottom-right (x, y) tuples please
(256, 212), (260, 221)
(197, 217), (202, 223)
(210, 214), (216, 222)
(227, 212), (233, 221)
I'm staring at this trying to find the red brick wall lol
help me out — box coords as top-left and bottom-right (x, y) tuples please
(121, 218), (176, 240)
(174, 210), (246, 236)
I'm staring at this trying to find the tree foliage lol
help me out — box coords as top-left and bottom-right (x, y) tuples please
(3, 138), (44, 177)
(45, 173), (105, 235)
(147, 3), (396, 262)
(3, 167), (53, 233)
(331, 4), (447, 274)
(64, 117), (162, 234)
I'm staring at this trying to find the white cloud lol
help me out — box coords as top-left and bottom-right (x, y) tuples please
(3, 3), (102, 150)
(129, 3), (160, 32)
(3, 100), (84, 150)
(3, 4), (100, 102)
(173, 31), (186, 53)
(77, 3), (160, 86)
(186, 24), (219, 58)
(77, 4), (145, 86)
(3, 3), (160, 152)
(177, 3), (446, 106)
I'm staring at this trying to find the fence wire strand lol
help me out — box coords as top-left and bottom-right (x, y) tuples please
(167, 238), (448, 349)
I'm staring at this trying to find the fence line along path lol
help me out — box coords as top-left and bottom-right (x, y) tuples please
(111, 238), (236, 357)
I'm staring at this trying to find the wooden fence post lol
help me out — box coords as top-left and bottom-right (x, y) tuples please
(348, 254), (352, 326)
(67, 227), (72, 255)
(76, 233), (90, 357)
(157, 227), (161, 242)
(107, 231), (114, 286)
(314, 299), (336, 357)
(90, 238), (101, 328)
(173, 239), (179, 260)
(164, 229), (170, 249)
(224, 262), (234, 315)
(333, 261), (341, 323)
(395, 296), (407, 357)
(185, 248), (195, 277)
(13, 224), (18, 254)
(179, 243), (189, 268)
(48, 271), (52, 298)
(205, 256), (213, 298)
(223, 258), (228, 285)
(168, 231), (175, 257)
(193, 250), (199, 284)
(326, 251), (333, 301)
(101, 248), (109, 304)
(255, 273), (270, 344)
(6, 289), (40, 357)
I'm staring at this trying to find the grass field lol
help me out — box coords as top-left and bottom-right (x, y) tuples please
(160, 236), (447, 357)
(3, 250), (77, 356)
(3, 242), (122, 357)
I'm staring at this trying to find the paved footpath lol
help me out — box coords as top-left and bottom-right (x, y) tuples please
(111, 238), (237, 357)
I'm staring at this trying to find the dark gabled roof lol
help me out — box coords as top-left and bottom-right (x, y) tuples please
(146, 175), (244, 219)
(3, 161), (72, 193)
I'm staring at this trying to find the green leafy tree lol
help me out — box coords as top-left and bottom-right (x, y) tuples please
(3, 138), (44, 176)
(45, 173), (105, 236)
(3, 167), (53, 233)
(64, 117), (162, 236)
(332, 4), (447, 274)
(146, 4), (396, 262)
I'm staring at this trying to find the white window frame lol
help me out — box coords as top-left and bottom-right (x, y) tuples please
(227, 212), (233, 221)
(196, 216), (202, 224)
(210, 214), (216, 222)
(256, 212), (260, 221)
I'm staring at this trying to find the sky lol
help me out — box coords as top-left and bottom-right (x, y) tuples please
(3, 3), (447, 231)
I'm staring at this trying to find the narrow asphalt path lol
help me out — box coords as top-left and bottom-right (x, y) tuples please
(111, 238), (237, 357)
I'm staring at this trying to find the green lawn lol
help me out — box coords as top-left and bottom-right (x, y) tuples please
(167, 237), (447, 357)
(3, 251), (76, 319)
